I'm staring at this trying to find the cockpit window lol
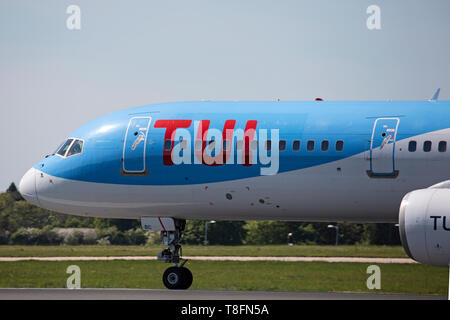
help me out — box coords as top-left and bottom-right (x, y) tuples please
(56, 139), (74, 157)
(52, 141), (65, 155)
(67, 140), (84, 157)
(55, 138), (84, 157)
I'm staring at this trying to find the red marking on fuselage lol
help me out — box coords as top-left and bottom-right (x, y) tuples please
(154, 119), (192, 165)
(157, 217), (166, 231)
(154, 119), (258, 167)
(197, 120), (237, 166)
(243, 120), (257, 166)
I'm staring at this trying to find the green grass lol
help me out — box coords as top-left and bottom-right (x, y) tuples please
(0, 245), (408, 258)
(0, 260), (446, 295)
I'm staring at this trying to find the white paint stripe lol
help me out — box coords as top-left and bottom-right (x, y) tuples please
(0, 256), (157, 261)
(0, 256), (417, 263)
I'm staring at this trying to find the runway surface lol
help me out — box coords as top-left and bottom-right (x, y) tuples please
(0, 288), (444, 300)
(0, 256), (417, 263)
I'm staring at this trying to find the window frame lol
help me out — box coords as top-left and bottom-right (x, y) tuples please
(265, 140), (272, 151)
(279, 140), (286, 151)
(65, 138), (85, 158)
(438, 141), (447, 153)
(423, 140), (432, 152)
(408, 140), (417, 152)
(178, 138), (187, 150)
(55, 138), (75, 158)
(223, 140), (229, 151)
(194, 140), (202, 151)
(292, 140), (301, 151)
(52, 141), (65, 156)
(307, 140), (315, 152)
(335, 140), (344, 152)
(236, 140), (244, 150)
(57, 138), (85, 158)
(164, 139), (173, 151)
(321, 140), (329, 152)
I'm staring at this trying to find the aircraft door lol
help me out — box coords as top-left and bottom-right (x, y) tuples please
(368, 117), (399, 177)
(122, 116), (152, 175)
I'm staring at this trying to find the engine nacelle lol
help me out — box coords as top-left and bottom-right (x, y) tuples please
(399, 188), (450, 267)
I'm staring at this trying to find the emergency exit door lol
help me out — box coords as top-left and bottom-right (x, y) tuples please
(122, 117), (151, 175)
(368, 117), (399, 177)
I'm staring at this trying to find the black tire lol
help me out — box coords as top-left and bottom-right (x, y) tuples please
(162, 267), (185, 289)
(179, 267), (193, 289)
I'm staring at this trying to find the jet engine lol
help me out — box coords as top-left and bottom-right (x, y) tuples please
(399, 188), (450, 267)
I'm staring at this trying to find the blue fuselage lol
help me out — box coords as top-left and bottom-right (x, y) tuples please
(35, 100), (450, 185)
(18, 100), (450, 222)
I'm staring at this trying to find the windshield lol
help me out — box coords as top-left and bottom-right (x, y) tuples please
(67, 140), (83, 157)
(52, 141), (65, 155)
(56, 139), (74, 157)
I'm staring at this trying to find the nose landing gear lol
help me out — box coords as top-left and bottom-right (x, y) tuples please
(157, 219), (193, 290)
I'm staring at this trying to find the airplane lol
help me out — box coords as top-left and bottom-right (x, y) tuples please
(19, 90), (450, 289)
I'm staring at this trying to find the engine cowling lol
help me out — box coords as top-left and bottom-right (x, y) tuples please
(399, 189), (450, 267)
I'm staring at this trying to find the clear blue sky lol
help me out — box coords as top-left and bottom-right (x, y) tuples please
(1, 0), (449, 190)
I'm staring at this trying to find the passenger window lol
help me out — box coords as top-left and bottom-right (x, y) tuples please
(423, 141), (432, 152)
(223, 140), (229, 151)
(164, 140), (172, 151)
(57, 139), (74, 157)
(179, 139), (187, 150)
(408, 141), (417, 152)
(207, 139), (216, 156)
(307, 140), (315, 151)
(67, 140), (83, 157)
(321, 140), (329, 151)
(335, 140), (344, 152)
(438, 141), (447, 152)
(265, 140), (272, 151)
(293, 140), (300, 151)
(279, 140), (286, 151)
(207, 139), (216, 150)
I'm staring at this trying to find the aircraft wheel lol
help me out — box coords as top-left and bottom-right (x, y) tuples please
(179, 267), (193, 289)
(163, 266), (192, 290)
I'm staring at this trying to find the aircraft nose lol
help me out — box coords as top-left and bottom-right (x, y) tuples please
(19, 167), (39, 205)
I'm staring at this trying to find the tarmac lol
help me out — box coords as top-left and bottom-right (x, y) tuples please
(0, 256), (417, 263)
(0, 288), (444, 300)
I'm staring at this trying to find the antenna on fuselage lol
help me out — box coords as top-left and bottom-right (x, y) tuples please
(430, 88), (441, 101)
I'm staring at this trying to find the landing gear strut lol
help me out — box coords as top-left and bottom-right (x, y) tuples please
(157, 219), (193, 289)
